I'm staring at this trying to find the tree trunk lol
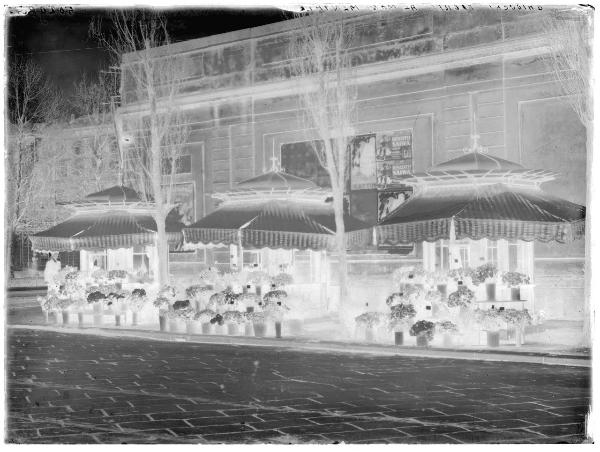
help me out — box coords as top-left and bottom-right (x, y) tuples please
(332, 187), (348, 313)
(5, 226), (15, 284)
(154, 212), (169, 286)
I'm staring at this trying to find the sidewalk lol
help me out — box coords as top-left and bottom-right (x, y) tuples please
(8, 300), (590, 368)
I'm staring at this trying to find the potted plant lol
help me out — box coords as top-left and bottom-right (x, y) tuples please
(423, 290), (442, 317)
(501, 272), (531, 301)
(429, 271), (449, 298)
(237, 293), (261, 313)
(474, 309), (505, 347)
(208, 291), (229, 313)
(195, 309), (216, 334)
(106, 291), (127, 326)
(499, 309), (532, 347)
(127, 288), (147, 326)
(169, 299), (194, 334)
(409, 320), (435, 347)
(247, 311), (268, 337)
(270, 273), (294, 289)
(248, 271), (269, 296)
(435, 320), (459, 347)
(471, 264), (498, 301)
(186, 285), (213, 311)
(388, 303), (416, 345)
(210, 313), (226, 334)
(263, 298), (290, 338)
(354, 312), (386, 342)
(446, 286), (475, 320)
(153, 296), (171, 332)
(448, 267), (472, 287)
(222, 310), (246, 335)
(87, 290), (107, 326)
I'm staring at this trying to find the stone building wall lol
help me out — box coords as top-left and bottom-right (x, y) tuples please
(118, 8), (587, 318)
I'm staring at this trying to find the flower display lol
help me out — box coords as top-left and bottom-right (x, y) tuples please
(87, 291), (107, 304)
(473, 309), (505, 331)
(435, 320), (459, 334)
(246, 311), (267, 324)
(237, 293), (261, 306)
(499, 308), (532, 326)
(131, 288), (147, 298)
(470, 264), (498, 286)
(448, 267), (472, 284)
(447, 286), (475, 308)
(38, 293), (72, 312)
(409, 320), (436, 341)
(194, 309), (216, 323)
(207, 292), (227, 310)
(354, 312), (387, 328)
(210, 313), (225, 326)
(392, 265), (427, 286)
(248, 271), (270, 285)
(501, 271), (531, 287)
(127, 290), (147, 312)
(159, 285), (177, 300)
(388, 303), (416, 330)
(424, 290), (442, 305)
(108, 269), (128, 280)
(263, 289), (288, 303)
(91, 268), (108, 282)
(106, 291), (128, 307)
(170, 300), (195, 320)
(222, 310), (246, 325)
(270, 273), (294, 288)
(153, 296), (171, 311)
(185, 285), (213, 301)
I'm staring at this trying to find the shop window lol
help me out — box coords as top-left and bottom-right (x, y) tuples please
(162, 154), (192, 175)
(486, 240), (498, 266)
(133, 245), (149, 275)
(243, 250), (261, 269)
(434, 240), (470, 271)
(88, 251), (107, 270)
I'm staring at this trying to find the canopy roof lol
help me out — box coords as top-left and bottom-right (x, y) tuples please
(235, 170), (318, 191)
(377, 184), (585, 245)
(30, 210), (183, 252)
(183, 200), (370, 251)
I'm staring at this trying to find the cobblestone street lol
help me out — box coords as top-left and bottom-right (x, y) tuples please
(6, 328), (591, 444)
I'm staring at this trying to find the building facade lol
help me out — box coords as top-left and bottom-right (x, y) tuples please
(116, 9), (587, 319)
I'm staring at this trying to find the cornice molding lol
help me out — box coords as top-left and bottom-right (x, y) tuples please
(117, 34), (551, 118)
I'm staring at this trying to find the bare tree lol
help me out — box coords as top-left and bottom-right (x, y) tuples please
(91, 11), (190, 285)
(542, 7), (593, 347)
(288, 11), (358, 312)
(6, 56), (62, 277)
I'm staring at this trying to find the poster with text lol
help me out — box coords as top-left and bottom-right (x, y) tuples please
(350, 134), (377, 190)
(376, 130), (413, 188)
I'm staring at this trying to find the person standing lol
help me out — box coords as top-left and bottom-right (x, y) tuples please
(43, 252), (61, 293)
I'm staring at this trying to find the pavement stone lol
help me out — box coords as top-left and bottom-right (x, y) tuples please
(5, 328), (592, 444)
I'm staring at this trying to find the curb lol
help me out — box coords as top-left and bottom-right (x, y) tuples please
(9, 323), (591, 368)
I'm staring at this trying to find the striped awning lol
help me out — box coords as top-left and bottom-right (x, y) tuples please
(183, 201), (371, 251)
(30, 210), (184, 252)
(377, 184), (585, 245)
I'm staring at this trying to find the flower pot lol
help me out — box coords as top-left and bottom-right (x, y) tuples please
(515, 327), (524, 347)
(78, 312), (84, 327)
(159, 315), (168, 332)
(132, 312), (139, 326)
(243, 285), (249, 294)
(511, 287), (521, 301)
(54, 311), (61, 325)
(201, 322), (211, 334)
(115, 282), (122, 290)
(287, 319), (303, 336)
(170, 318), (185, 334)
(253, 323), (266, 337)
(44, 311), (50, 325)
(227, 324), (238, 336)
(256, 286), (262, 297)
(244, 323), (253, 336)
(416, 335), (429, 347)
(437, 284), (447, 298)
(365, 328), (375, 342)
(115, 314), (121, 327)
(186, 321), (195, 335)
(62, 311), (70, 326)
(486, 331), (500, 347)
(394, 331), (404, 346)
(93, 304), (103, 326)
(275, 321), (282, 338)
(486, 283), (496, 301)
(246, 306), (254, 313)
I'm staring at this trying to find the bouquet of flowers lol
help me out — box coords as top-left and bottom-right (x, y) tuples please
(270, 273), (294, 288)
(435, 320), (459, 334)
(153, 296), (171, 312)
(501, 272), (531, 287)
(473, 309), (505, 331)
(354, 312), (387, 329)
(222, 310), (246, 325)
(210, 313), (225, 326)
(91, 268), (108, 282)
(127, 289), (148, 312)
(248, 271), (270, 285)
(448, 267), (472, 284)
(169, 300), (195, 320)
(263, 299), (290, 320)
(409, 320), (436, 341)
(186, 285), (213, 301)
(195, 309), (216, 323)
(159, 285), (177, 300)
(106, 290), (128, 307)
(108, 269), (128, 280)
(237, 293), (261, 306)
(447, 286), (475, 308)
(470, 264), (498, 286)
(87, 291), (107, 304)
(207, 291), (227, 310)
(389, 303), (416, 330)
(263, 289), (288, 303)
(246, 311), (267, 324)
(38, 293), (72, 312)
(424, 290), (442, 305)
(499, 308), (532, 326)
(392, 265), (427, 286)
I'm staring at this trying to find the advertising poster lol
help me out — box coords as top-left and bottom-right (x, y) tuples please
(169, 182), (196, 225)
(376, 130), (413, 188)
(378, 186), (413, 221)
(350, 134), (377, 190)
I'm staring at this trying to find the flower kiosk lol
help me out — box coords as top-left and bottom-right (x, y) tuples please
(30, 185), (184, 328)
(374, 151), (585, 348)
(182, 167), (371, 335)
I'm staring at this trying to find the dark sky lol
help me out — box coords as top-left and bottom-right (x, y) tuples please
(7, 6), (294, 94)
